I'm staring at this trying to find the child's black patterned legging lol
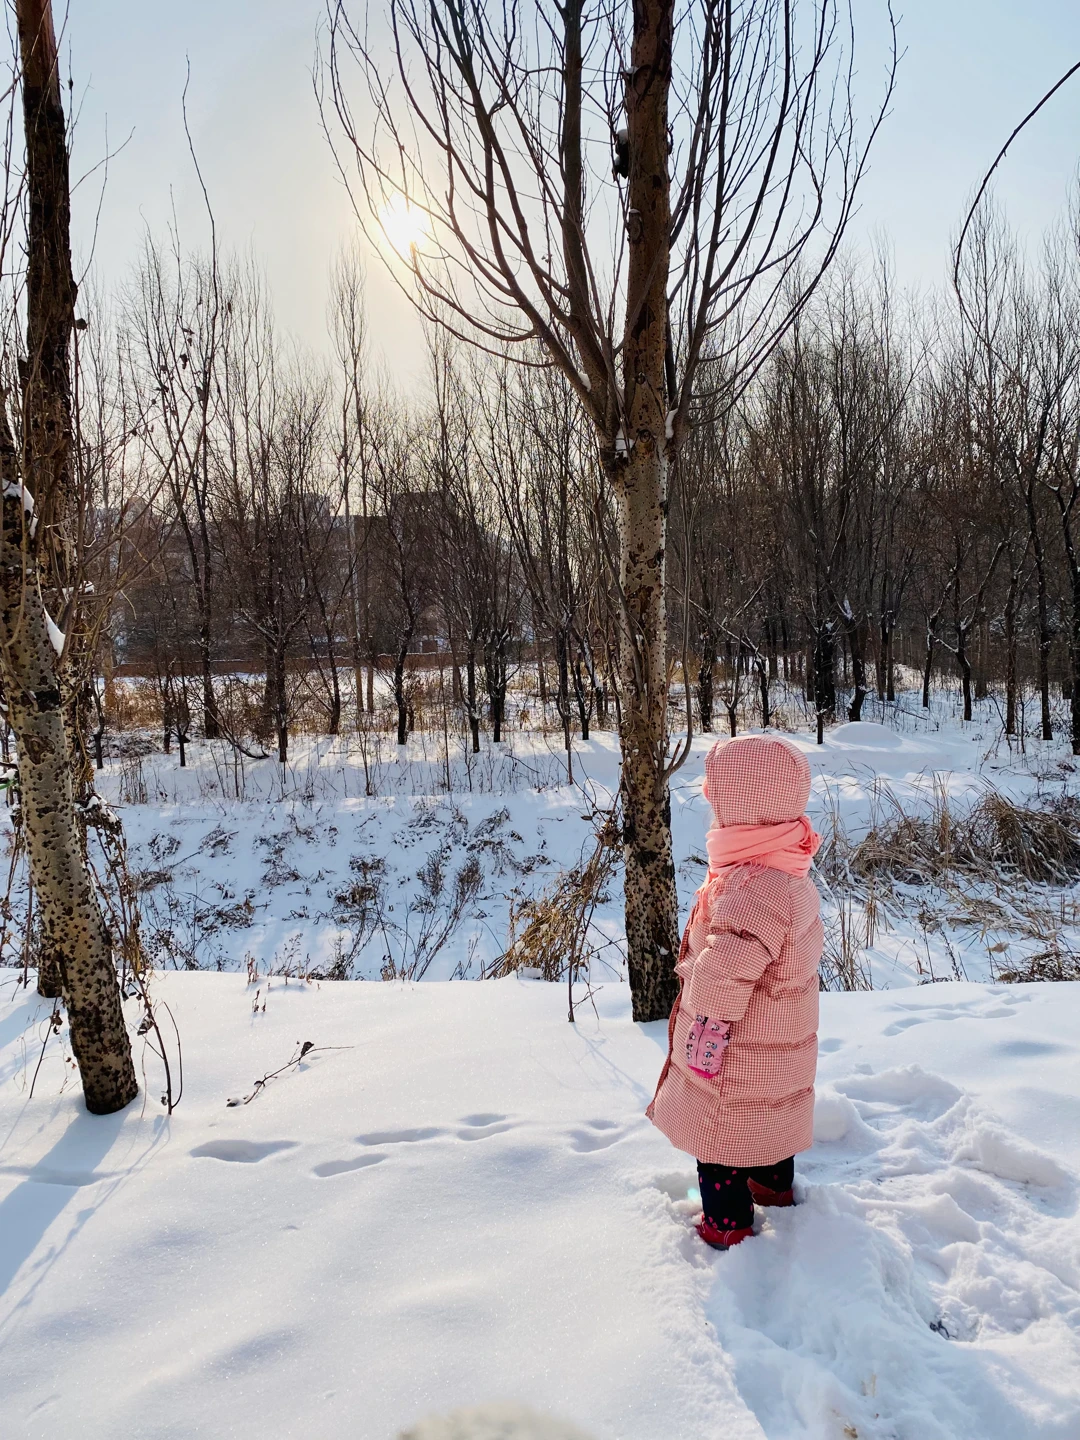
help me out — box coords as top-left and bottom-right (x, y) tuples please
(697, 1157), (795, 1231)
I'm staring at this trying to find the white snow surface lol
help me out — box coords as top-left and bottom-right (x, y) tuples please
(5, 694), (1080, 1435)
(1, 972), (1079, 1439)
(87, 698), (1080, 985)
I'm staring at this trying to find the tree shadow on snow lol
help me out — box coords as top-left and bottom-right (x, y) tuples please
(0, 1100), (166, 1325)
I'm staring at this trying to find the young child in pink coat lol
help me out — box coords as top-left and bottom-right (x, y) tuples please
(648, 734), (823, 1249)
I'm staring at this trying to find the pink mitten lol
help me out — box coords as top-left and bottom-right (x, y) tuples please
(685, 1016), (731, 1079)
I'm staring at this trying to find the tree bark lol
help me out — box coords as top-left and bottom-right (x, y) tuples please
(0, 452), (137, 1113)
(1026, 487), (1053, 740)
(975, 612), (990, 701)
(844, 612), (868, 722)
(922, 605), (942, 710)
(613, 0), (680, 1023)
(17, 0), (132, 1080)
(757, 656), (771, 728)
(697, 628), (716, 732)
(957, 624), (973, 722)
(484, 633), (508, 743)
(1004, 575), (1018, 736)
(393, 633), (413, 745)
(465, 648), (480, 754)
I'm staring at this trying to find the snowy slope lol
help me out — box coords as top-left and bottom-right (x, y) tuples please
(63, 698), (1080, 985)
(1, 972), (1078, 1440)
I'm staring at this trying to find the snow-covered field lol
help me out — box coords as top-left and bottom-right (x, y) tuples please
(86, 692), (1080, 986)
(3, 693), (1080, 1438)
(1, 974), (1078, 1438)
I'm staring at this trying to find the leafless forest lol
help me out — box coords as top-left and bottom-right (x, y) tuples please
(6, 0), (1080, 1109)
(80, 213), (1080, 770)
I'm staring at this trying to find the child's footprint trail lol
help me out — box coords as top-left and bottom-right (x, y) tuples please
(304, 1113), (642, 1179)
(683, 1062), (1080, 1440)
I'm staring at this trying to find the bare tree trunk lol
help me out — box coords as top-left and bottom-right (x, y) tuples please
(975, 611), (990, 700)
(465, 648), (480, 753)
(1005, 577), (1018, 736)
(598, 0), (681, 1021)
(813, 623), (836, 742)
(15, 1), (135, 1117)
(613, 445), (679, 1019)
(885, 619), (896, 703)
(1026, 490), (1053, 740)
(572, 654), (591, 741)
(844, 613), (868, 722)
(484, 633), (508, 743)
(394, 636), (413, 745)
(198, 528), (219, 739)
(697, 628), (716, 732)
(272, 643), (288, 764)
(554, 626), (573, 764)
(922, 605), (942, 710)
(957, 624), (973, 722)
(757, 656), (771, 728)
(1, 448), (137, 1112)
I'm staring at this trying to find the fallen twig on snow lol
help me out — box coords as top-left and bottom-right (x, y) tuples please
(226, 1039), (353, 1106)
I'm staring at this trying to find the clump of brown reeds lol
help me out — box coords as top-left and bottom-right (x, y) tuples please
(996, 947), (1080, 983)
(815, 781), (1080, 988)
(839, 787), (1080, 888)
(490, 811), (619, 1005)
(818, 891), (874, 991)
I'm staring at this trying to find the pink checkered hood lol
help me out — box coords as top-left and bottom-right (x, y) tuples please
(647, 733), (824, 1168)
(702, 736), (821, 882)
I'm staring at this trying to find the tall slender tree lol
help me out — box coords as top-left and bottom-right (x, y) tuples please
(0, 0), (137, 1113)
(325, 0), (894, 1019)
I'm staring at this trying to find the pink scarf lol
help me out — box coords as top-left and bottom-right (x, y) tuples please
(705, 815), (821, 883)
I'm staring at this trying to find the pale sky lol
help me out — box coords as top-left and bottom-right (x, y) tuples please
(64, 1), (1080, 385)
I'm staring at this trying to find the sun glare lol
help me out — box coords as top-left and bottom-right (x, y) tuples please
(379, 194), (429, 258)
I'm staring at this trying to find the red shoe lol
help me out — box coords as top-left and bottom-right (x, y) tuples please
(747, 1179), (795, 1208)
(696, 1215), (754, 1249)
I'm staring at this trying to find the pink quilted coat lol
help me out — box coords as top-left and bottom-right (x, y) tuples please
(647, 736), (824, 1167)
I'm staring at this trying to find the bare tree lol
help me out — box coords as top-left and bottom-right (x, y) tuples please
(0, 0), (137, 1112)
(324, 0), (894, 1017)
(330, 248), (378, 719)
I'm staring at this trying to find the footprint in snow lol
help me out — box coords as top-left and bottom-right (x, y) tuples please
(312, 1155), (387, 1178)
(190, 1139), (299, 1163)
(457, 1116), (517, 1141)
(650, 1171), (699, 1204)
(707, 1067), (1079, 1438)
(311, 1114), (636, 1173)
(356, 1126), (447, 1146)
(566, 1119), (634, 1152)
(881, 999), (1019, 1037)
(355, 1117), (518, 1147)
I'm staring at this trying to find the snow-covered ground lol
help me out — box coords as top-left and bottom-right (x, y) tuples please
(3, 691), (1080, 1437)
(76, 692), (1080, 986)
(1, 972), (1078, 1438)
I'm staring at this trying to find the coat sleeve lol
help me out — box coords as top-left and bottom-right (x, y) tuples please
(684, 870), (792, 1023)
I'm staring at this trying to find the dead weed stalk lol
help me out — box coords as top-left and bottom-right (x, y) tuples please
(490, 809), (620, 1021)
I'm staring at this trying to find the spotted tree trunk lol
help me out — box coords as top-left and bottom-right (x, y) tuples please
(8, 0), (137, 1112)
(0, 454), (137, 1114)
(612, 0), (680, 1024)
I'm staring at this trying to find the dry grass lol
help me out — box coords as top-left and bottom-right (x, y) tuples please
(996, 947), (1080, 983)
(490, 812), (620, 983)
(819, 783), (1080, 988)
(837, 789), (1080, 888)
